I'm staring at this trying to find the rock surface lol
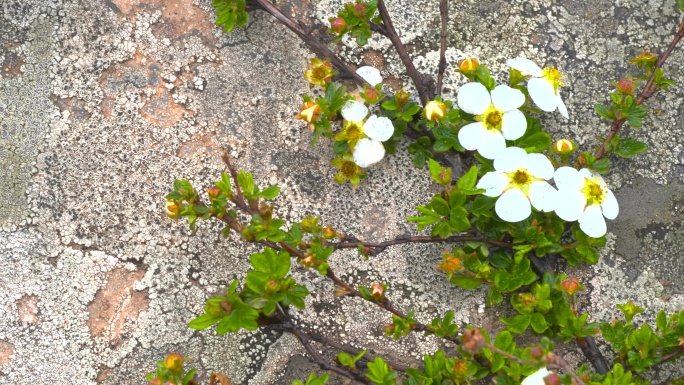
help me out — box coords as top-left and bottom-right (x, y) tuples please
(0, 0), (683, 384)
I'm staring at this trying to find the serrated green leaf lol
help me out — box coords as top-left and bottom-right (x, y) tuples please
(616, 138), (648, 158)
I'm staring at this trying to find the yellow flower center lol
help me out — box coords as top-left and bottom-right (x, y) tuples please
(479, 105), (503, 130)
(512, 170), (530, 185)
(347, 124), (362, 140)
(542, 67), (564, 93)
(341, 160), (357, 176)
(581, 177), (607, 206)
(504, 168), (543, 197)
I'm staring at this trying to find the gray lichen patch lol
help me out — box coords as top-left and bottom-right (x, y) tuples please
(0, 19), (58, 232)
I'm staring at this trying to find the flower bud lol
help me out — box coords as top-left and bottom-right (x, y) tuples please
(265, 280), (280, 294)
(630, 51), (658, 69)
(383, 323), (396, 335)
(576, 153), (587, 167)
(543, 373), (561, 385)
(354, 3), (366, 14)
(617, 78), (635, 95)
(370, 283), (385, 299)
(459, 58), (479, 73)
(437, 253), (461, 274)
(294, 101), (321, 131)
(424, 100), (446, 122)
(462, 329), (485, 354)
(323, 226), (336, 239)
(164, 352), (184, 372)
(518, 293), (536, 308)
(302, 254), (316, 268)
(148, 378), (162, 385)
(560, 277), (581, 295)
(554, 138), (575, 153)
(395, 89), (410, 108)
(452, 361), (468, 376)
(165, 200), (181, 219)
(329, 17), (346, 34)
(207, 186), (221, 200)
(529, 346), (544, 360)
(361, 85), (381, 104)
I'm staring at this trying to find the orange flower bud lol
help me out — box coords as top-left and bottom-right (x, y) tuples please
(164, 352), (184, 372)
(452, 361), (468, 376)
(383, 323), (395, 335)
(462, 329), (485, 354)
(395, 89), (410, 108)
(302, 254), (316, 268)
(207, 186), (221, 199)
(329, 17), (345, 34)
(554, 138), (575, 153)
(424, 100), (446, 122)
(560, 277), (581, 295)
(617, 79), (635, 95)
(323, 226), (336, 239)
(370, 283), (385, 299)
(437, 253), (461, 274)
(459, 58), (479, 73)
(518, 293), (536, 307)
(165, 200), (181, 219)
(294, 101), (321, 131)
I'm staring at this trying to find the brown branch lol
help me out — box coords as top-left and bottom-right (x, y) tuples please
(248, 0), (369, 87)
(436, 0), (449, 97)
(594, 16), (684, 160)
(376, 0), (432, 105)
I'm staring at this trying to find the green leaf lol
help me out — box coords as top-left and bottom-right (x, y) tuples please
(450, 276), (482, 290)
(259, 186), (281, 199)
(530, 313), (549, 333)
(500, 314), (530, 334)
(449, 206), (470, 232)
(595, 103), (615, 120)
(188, 313), (221, 330)
(616, 138), (648, 158)
(515, 132), (551, 153)
(457, 166), (478, 190)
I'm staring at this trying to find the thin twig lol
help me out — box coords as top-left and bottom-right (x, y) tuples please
(436, 0), (449, 97)
(594, 16), (684, 160)
(376, 0), (432, 105)
(331, 233), (513, 255)
(247, 0), (369, 87)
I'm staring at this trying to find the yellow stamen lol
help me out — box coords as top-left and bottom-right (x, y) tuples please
(542, 67), (564, 93)
(581, 177), (607, 206)
(479, 105), (503, 131)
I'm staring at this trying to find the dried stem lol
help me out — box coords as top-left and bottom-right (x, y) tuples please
(247, 0), (369, 87)
(594, 16), (684, 160)
(376, 0), (432, 105)
(436, 0), (449, 97)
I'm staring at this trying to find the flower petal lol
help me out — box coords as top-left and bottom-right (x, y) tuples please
(341, 100), (369, 122)
(528, 77), (558, 112)
(491, 84), (526, 112)
(494, 146), (527, 172)
(525, 153), (554, 180)
(554, 190), (586, 221)
(507, 57), (544, 77)
(495, 188), (532, 222)
(601, 190), (619, 220)
(501, 109), (527, 140)
(363, 115), (394, 141)
(353, 138), (385, 168)
(458, 122), (488, 151)
(579, 204), (607, 238)
(356, 66), (382, 87)
(457, 82), (491, 115)
(554, 167), (583, 191)
(477, 171), (509, 197)
(556, 92), (569, 119)
(522, 368), (552, 385)
(529, 181), (557, 212)
(476, 130), (507, 160)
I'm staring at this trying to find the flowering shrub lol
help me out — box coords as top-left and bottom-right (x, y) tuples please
(151, 0), (684, 384)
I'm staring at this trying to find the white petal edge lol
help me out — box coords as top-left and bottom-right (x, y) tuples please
(554, 190), (586, 221)
(476, 130), (507, 160)
(476, 172), (509, 197)
(494, 146), (528, 172)
(356, 66), (382, 87)
(491, 84), (526, 112)
(579, 204), (607, 238)
(528, 78), (558, 112)
(457, 82), (491, 115)
(341, 100), (369, 122)
(363, 115), (394, 141)
(495, 188), (532, 222)
(529, 181), (557, 212)
(353, 138), (385, 168)
(500, 109), (527, 140)
(554, 167), (583, 191)
(522, 368), (552, 385)
(526, 153), (554, 180)
(556, 92), (569, 119)
(507, 57), (544, 77)
(458, 122), (488, 151)
(601, 190), (619, 220)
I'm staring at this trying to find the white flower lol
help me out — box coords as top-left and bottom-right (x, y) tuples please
(340, 101), (394, 168)
(522, 368), (553, 385)
(507, 57), (568, 119)
(553, 167), (619, 238)
(477, 147), (557, 222)
(356, 66), (382, 87)
(457, 82), (527, 160)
